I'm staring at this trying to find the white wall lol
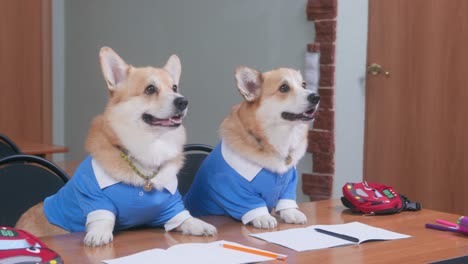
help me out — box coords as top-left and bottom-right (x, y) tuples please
(52, 0), (65, 161)
(54, 0), (370, 201)
(57, 0), (315, 202)
(333, 0), (368, 197)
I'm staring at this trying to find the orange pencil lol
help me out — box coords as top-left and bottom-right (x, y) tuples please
(221, 243), (287, 261)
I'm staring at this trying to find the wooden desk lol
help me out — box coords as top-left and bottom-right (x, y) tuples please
(40, 200), (468, 264)
(16, 139), (68, 157)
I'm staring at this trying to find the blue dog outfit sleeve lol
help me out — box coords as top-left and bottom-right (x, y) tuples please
(207, 171), (271, 222)
(44, 156), (191, 232)
(184, 141), (299, 224)
(44, 156), (117, 232)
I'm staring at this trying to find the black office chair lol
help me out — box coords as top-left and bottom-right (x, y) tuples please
(0, 154), (69, 227)
(177, 144), (213, 195)
(0, 133), (21, 159)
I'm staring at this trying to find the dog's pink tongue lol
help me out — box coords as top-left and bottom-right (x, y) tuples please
(304, 108), (316, 117)
(157, 119), (174, 126)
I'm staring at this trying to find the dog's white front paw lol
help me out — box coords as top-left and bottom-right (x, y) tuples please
(251, 214), (277, 229)
(84, 229), (113, 247)
(279, 208), (307, 224)
(179, 217), (217, 236)
(84, 219), (115, 247)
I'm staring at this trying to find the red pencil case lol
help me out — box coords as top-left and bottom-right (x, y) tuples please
(341, 181), (421, 215)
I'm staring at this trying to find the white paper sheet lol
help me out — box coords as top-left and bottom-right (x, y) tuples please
(102, 240), (285, 264)
(249, 221), (411, 252)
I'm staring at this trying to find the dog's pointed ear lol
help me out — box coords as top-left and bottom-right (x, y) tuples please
(99, 47), (129, 91)
(235, 66), (262, 102)
(164, 55), (181, 85)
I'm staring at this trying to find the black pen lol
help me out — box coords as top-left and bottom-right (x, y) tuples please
(314, 228), (360, 243)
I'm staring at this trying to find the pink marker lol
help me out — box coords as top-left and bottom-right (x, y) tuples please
(436, 219), (458, 228)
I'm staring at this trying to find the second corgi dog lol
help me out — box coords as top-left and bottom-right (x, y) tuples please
(184, 66), (320, 229)
(15, 47), (216, 246)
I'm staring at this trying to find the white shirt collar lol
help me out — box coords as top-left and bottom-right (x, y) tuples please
(161, 178), (178, 195)
(221, 141), (262, 182)
(91, 159), (177, 195)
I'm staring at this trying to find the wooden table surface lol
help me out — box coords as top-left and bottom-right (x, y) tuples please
(15, 139), (68, 156)
(39, 200), (468, 263)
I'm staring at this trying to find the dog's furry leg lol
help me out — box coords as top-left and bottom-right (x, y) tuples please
(279, 208), (307, 224)
(251, 214), (278, 229)
(84, 210), (115, 247)
(15, 203), (68, 237)
(178, 217), (217, 236)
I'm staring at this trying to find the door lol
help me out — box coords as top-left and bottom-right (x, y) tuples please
(364, 0), (468, 214)
(0, 0), (52, 144)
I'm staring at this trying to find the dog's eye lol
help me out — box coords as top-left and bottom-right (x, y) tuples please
(302, 82), (306, 89)
(172, 85), (178, 92)
(145, 85), (157, 95)
(279, 84), (290, 93)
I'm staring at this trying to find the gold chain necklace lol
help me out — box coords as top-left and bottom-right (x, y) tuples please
(285, 154), (292, 165)
(245, 129), (292, 166)
(120, 151), (160, 192)
(237, 111), (292, 166)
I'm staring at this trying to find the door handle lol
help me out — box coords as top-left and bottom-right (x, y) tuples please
(367, 63), (390, 76)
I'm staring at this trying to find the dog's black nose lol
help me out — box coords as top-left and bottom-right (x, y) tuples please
(174, 97), (188, 111)
(308, 93), (320, 105)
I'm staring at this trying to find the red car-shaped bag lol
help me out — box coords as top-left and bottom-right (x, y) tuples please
(0, 226), (63, 264)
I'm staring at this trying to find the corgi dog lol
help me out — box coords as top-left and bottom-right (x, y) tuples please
(184, 66), (320, 229)
(15, 47), (216, 246)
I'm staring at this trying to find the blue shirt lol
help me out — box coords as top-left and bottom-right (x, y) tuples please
(183, 142), (297, 222)
(44, 156), (187, 232)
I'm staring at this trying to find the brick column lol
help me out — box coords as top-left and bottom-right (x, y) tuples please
(302, 0), (337, 201)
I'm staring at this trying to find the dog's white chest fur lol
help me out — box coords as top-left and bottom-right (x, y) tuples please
(265, 123), (308, 161)
(114, 123), (185, 166)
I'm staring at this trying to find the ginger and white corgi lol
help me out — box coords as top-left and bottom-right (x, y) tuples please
(184, 66), (320, 229)
(15, 47), (216, 246)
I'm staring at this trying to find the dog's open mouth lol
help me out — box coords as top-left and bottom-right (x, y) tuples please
(281, 107), (317, 121)
(142, 113), (184, 127)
